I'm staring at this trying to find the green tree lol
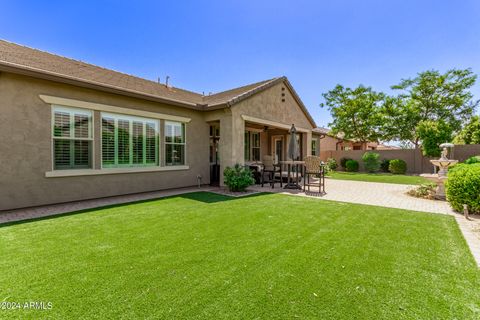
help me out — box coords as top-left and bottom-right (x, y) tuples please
(454, 115), (480, 144)
(384, 69), (478, 147)
(320, 85), (387, 145)
(416, 120), (453, 157)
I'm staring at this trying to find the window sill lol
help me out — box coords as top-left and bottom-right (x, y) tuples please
(45, 165), (190, 178)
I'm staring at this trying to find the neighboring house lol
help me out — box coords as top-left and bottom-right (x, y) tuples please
(376, 144), (401, 150)
(0, 40), (319, 210)
(312, 127), (378, 154)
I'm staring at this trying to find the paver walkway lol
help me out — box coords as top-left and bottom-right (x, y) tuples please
(250, 178), (455, 214)
(1, 179), (478, 266)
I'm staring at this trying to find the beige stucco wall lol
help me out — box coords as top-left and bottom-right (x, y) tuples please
(203, 81), (315, 185)
(0, 72), (210, 210)
(232, 81), (314, 162)
(232, 82), (314, 131)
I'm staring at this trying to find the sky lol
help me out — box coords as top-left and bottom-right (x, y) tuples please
(1, 0), (480, 127)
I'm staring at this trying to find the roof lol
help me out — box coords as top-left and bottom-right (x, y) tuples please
(0, 39), (316, 125)
(312, 127), (331, 135)
(377, 144), (401, 150)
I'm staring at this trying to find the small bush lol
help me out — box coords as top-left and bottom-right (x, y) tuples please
(326, 158), (338, 171)
(362, 152), (380, 173)
(407, 183), (436, 200)
(465, 155), (480, 164)
(340, 157), (351, 169)
(446, 163), (480, 214)
(345, 159), (359, 172)
(389, 159), (407, 174)
(380, 159), (391, 172)
(223, 164), (255, 192)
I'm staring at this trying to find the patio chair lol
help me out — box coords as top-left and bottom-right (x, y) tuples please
(260, 155), (282, 188)
(303, 156), (326, 194)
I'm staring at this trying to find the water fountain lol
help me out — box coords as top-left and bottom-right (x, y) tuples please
(420, 143), (458, 200)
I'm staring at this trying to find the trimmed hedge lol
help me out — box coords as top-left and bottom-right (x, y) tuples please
(446, 163), (480, 213)
(465, 156), (480, 164)
(362, 152), (380, 173)
(345, 159), (359, 172)
(380, 159), (391, 172)
(389, 159), (407, 174)
(340, 157), (352, 169)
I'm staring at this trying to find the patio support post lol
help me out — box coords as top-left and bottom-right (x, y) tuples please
(218, 112), (245, 186)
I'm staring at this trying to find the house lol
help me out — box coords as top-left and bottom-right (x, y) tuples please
(312, 127), (378, 155)
(0, 40), (319, 211)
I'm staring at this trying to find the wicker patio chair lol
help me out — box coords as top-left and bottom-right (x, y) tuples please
(303, 156), (326, 194)
(260, 155), (282, 188)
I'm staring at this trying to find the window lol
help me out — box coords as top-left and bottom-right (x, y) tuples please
(165, 121), (186, 166)
(244, 130), (261, 162)
(52, 106), (93, 170)
(101, 113), (159, 167)
(252, 132), (260, 161)
(244, 131), (250, 161)
(311, 139), (318, 156)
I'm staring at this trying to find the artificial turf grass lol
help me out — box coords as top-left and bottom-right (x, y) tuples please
(0, 192), (479, 319)
(327, 171), (430, 185)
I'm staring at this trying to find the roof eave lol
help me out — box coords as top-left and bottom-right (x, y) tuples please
(0, 61), (200, 109)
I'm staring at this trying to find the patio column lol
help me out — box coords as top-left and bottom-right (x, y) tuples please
(218, 112), (245, 186)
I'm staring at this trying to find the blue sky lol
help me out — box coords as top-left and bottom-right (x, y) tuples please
(2, 0), (480, 127)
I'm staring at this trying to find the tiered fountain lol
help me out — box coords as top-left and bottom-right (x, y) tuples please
(420, 143), (458, 200)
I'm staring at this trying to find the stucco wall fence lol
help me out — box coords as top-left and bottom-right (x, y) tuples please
(319, 144), (480, 174)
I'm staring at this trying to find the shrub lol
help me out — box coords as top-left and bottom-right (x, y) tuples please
(362, 152), (380, 173)
(326, 158), (338, 171)
(465, 155), (480, 164)
(345, 159), (359, 172)
(380, 159), (391, 172)
(446, 163), (480, 214)
(389, 159), (407, 174)
(340, 157), (351, 169)
(406, 183), (436, 200)
(223, 164), (255, 192)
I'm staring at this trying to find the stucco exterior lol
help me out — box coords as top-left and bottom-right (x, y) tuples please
(204, 81), (315, 184)
(0, 70), (317, 210)
(0, 73), (210, 210)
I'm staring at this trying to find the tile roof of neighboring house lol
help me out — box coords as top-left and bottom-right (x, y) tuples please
(312, 127), (331, 135)
(377, 144), (401, 150)
(0, 40), (316, 126)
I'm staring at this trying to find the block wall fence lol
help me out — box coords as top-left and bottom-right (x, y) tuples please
(319, 144), (480, 174)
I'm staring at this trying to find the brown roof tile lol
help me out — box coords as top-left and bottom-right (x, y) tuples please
(0, 39), (315, 127)
(0, 40), (204, 106)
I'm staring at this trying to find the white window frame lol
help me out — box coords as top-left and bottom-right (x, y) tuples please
(165, 121), (187, 166)
(101, 112), (160, 168)
(51, 105), (94, 170)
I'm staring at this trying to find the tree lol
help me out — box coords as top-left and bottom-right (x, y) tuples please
(454, 115), (480, 144)
(416, 120), (453, 157)
(384, 69), (479, 148)
(320, 85), (386, 144)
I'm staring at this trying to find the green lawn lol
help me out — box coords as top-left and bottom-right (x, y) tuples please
(327, 171), (430, 185)
(1, 192), (479, 319)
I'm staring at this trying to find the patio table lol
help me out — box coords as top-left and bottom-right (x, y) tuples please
(280, 160), (305, 189)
